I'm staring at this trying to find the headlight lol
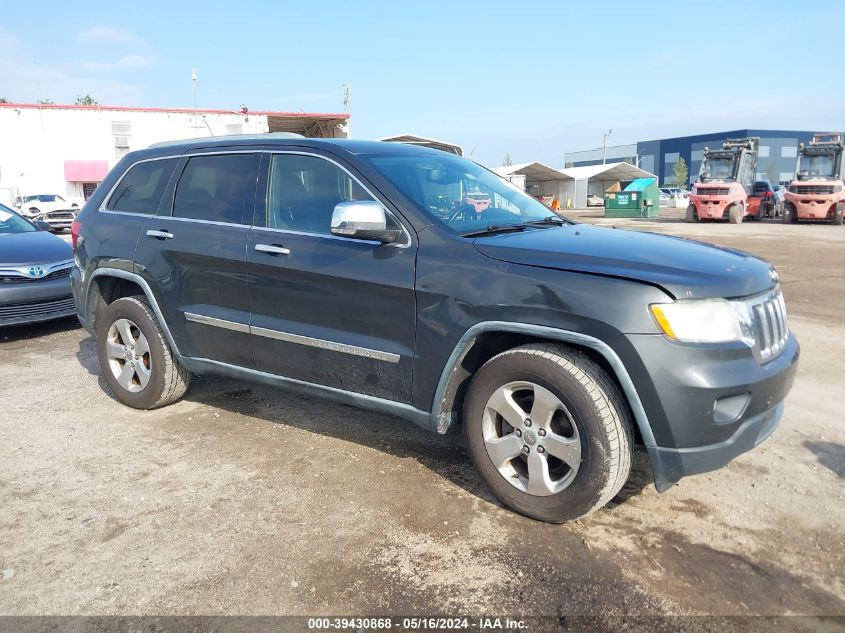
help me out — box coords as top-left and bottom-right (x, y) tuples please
(650, 299), (754, 344)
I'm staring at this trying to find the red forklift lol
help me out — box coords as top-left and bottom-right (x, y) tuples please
(686, 138), (759, 223)
(783, 133), (845, 225)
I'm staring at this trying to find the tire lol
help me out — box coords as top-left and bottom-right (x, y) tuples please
(463, 343), (633, 523)
(685, 204), (698, 223)
(783, 203), (797, 224)
(834, 207), (844, 226)
(96, 296), (190, 409)
(729, 203), (743, 224)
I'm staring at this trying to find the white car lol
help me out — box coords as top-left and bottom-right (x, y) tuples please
(15, 194), (81, 232)
(586, 194), (604, 207)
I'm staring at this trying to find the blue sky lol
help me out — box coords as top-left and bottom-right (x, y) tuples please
(1, 0), (843, 165)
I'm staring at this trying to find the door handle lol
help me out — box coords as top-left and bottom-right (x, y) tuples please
(146, 229), (174, 240)
(255, 243), (291, 256)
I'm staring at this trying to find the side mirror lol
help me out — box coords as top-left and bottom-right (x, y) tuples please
(34, 221), (51, 231)
(331, 201), (402, 244)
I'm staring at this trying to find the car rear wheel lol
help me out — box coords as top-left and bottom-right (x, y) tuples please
(685, 204), (698, 223)
(96, 296), (190, 409)
(463, 343), (633, 523)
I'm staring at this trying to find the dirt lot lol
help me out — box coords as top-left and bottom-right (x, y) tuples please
(1, 214), (843, 622)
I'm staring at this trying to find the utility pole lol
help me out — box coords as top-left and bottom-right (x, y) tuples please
(602, 128), (613, 164)
(342, 83), (351, 138)
(191, 68), (199, 130)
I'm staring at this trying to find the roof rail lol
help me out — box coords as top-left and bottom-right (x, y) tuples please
(148, 132), (303, 149)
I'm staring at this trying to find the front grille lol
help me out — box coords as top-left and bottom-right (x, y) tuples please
(0, 268), (71, 284)
(751, 291), (789, 363)
(791, 185), (834, 195)
(44, 211), (75, 220)
(0, 296), (75, 320)
(695, 187), (730, 196)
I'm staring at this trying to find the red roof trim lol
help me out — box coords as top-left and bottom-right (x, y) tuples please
(0, 102), (350, 119)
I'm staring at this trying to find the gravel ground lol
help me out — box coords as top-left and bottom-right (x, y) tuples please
(1, 215), (843, 620)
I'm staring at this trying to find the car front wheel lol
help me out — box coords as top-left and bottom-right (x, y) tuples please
(96, 296), (190, 409)
(463, 343), (633, 523)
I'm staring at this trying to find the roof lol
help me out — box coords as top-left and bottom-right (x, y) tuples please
(560, 161), (655, 181)
(379, 134), (463, 156)
(135, 136), (449, 157)
(493, 162), (573, 181)
(0, 102), (350, 119)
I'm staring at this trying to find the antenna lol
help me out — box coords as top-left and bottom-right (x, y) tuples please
(343, 83), (351, 114)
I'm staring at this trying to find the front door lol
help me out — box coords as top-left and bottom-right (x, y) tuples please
(247, 151), (417, 403)
(135, 151), (260, 368)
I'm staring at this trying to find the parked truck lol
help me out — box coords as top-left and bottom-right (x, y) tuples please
(686, 138), (759, 223)
(783, 133), (845, 225)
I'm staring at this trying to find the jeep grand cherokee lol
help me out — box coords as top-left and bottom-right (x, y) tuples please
(70, 135), (799, 522)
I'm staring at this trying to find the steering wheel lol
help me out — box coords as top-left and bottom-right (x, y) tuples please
(447, 203), (478, 225)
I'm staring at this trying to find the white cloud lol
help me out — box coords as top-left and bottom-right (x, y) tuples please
(75, 25), (144, 46)
(76, 54), (155, 72)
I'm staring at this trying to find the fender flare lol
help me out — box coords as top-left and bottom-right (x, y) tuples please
(85, 267), (182, 357)
(428, 321), (658, 452)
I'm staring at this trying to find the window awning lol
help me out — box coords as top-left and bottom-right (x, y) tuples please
(64, 160), (109, 182)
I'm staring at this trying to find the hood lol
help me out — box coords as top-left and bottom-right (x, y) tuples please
(473, 224), (775, 299)
(0, 230), (73, 266)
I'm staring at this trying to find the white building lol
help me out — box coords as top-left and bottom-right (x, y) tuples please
(0, 102), (350, 205)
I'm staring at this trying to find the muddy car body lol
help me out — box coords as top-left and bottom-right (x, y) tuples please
(70, 136), (799, 523)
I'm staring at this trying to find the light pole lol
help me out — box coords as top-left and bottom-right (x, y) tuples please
(602, 128), (613, 164)
(191, 68), (198, 130)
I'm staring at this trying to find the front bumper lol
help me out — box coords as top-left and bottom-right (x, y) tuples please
(691, 197), (734, 219)
(0, 277), (76, 326)
(619, 331), (799, 491)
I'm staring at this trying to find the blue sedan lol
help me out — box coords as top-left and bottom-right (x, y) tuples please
(0, 203), (76, 326)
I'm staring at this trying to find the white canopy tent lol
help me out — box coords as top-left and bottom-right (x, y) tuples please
(560, 162), (656, 208)
(492, 162), (575, 204)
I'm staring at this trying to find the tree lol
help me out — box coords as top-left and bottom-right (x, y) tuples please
(76, 94), (99, 106)
(0, 98), (8, 103)
(38, 98), (54, 104)
(502, 152), (513, 166)
(673, 156), (689, 188)
(765, 160), (779, 184)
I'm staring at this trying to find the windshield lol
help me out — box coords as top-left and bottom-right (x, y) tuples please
(365, 153), (558, 235)
(701, 156), (736, 181)
(24, 194), (62, 202)
(797, 153), (836, 179)
(0, 204), (37, 234)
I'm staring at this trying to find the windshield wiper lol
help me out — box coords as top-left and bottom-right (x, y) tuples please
(525, 215), (567, 226)
(461, 224), (527, 237)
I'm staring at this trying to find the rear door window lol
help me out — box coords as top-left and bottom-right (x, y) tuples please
(107, 158), (179, 214)
(173, 153), (258, 224)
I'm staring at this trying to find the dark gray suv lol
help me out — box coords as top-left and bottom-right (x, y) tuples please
(70, 135), (799, 522)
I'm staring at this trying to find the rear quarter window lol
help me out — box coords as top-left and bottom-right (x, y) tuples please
(106, 158), (179, 214)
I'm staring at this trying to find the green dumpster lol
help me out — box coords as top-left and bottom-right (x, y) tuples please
(604, 177), (659, 218)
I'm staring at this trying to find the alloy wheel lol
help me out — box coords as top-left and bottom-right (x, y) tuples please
(105, 318), (152, 393)
(481, 381), (581, 496)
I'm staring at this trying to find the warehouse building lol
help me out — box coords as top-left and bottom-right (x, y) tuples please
(0, 102), (350, 205)
(565, 129), (818, 187)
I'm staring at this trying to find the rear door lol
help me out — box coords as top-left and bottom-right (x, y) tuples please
(135, 150), (260, 368)
(93, 157), (181, 275)
(246, 150), (417, 403)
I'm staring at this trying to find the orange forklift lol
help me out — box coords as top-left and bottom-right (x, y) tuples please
(686, 138), (758, 223)
(783, 133), (845, 225)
